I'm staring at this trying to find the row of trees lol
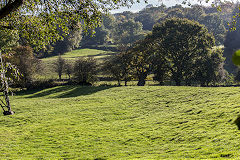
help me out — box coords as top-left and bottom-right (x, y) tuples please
(79, 3), (234, 48)
(39, 3), (235, 58)
(53, 56), (97, 84)
(104, 18), (227, 86)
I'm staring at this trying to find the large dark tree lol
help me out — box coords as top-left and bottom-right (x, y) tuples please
(151, 18), (215, 86)
(103, 52), (132, 86)
(194, 47), (225, 86)
(126, 38), (155, 86)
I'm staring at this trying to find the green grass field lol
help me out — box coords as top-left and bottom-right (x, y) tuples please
(1, 86), (240, 159)
(36, 48), (115, 80)
(41, 48), (114, 61)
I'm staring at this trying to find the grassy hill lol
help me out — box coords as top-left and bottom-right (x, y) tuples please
(1, 86), (240, 159)
(36, 48), (116, 80)
(41, 48), (115, 61)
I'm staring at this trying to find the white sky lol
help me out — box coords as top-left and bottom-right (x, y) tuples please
(111, 0), (224, 13)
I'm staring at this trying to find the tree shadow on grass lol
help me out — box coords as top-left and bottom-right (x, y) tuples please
(21, 85), (115, 98)
(55, 85), (115, 98)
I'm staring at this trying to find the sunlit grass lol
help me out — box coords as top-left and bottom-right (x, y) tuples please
(1, 86), (240, 159)
(36, 48), (116, 80)
(41, 48), (115, 61)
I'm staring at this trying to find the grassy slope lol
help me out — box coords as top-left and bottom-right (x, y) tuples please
(37, 48), (115, 80)
(42, 48), (114, 61)
(1, 86), (240, 159)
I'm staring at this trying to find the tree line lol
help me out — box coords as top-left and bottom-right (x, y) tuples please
(103, 18), (226, 86)
(51, 18), (228, 87)
(39, 3), (235, 58)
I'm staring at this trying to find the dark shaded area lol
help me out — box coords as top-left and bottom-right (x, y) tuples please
(234, 115), (240, 130)
(3, 110), (14, 115)
(94, 158), (106, 160)
(17, 85), (115, 98)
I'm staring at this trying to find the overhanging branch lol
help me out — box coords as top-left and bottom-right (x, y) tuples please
(0, 0), (24, 20)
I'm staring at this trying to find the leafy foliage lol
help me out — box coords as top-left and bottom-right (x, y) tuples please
(73, 57), (97, 84)
(53, 55), (65, 81)
(126, 39), (155, 86)
(7, 46), (41, 87)
(151, 18), (215, 85)
(103, 51), (132, 86)
(0, 0), (141, 50)
(113, 19), (145, 45)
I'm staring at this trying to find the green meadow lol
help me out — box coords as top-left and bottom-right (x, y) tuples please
(1, 86), (240, 159)
(41, 48), (114, 62)
(36, 48), (115, 80)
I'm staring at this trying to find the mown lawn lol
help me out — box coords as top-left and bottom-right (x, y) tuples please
(1, 86), (240, 159)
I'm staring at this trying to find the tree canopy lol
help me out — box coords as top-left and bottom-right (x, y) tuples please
(0, 0), (143, 50)
(148, 18), (217, 86)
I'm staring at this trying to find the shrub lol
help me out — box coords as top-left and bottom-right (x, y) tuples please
(53, 55), (66, 80)
(64, 61), (73, 80)
(7, 46), (41, 88)
(73, 57), (98, 84)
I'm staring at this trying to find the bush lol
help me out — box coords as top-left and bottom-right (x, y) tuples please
(7, 46), (41, 88)
(73, 57), (98, 84)
(25, 79), (55, 90)
(53, 55), (65, 80)
(64, 61), (73, 80)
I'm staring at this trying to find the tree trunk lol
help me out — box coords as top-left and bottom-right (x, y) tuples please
(117, 79), (121, 86)
(137, 74), (147, 86)
(124, 76), (127, 86)
(175, 79), (181, 86)
(159, 81), (164, 86)
(0, 52), (14, 115)
(59, 74), (62, 81)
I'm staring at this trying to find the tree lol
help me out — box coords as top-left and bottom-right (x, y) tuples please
(8, 46), (40, 87)
(81, 26), (110, 47)
(135, 4), (166, 30)
(194, 47), (225, 86)
(185, 5), (205, 21)
(135, 13), (156, 30)
(0, 28), (19, 115)
(153, 55), (169, 85)
(150, 18), (215, 86)
(200, 13), (226, 45)
(0, 0), (143, 115)
(113, 19), (145, 45)
(64, 61), (73, 80)
(103, 51), (132, 86)
(54, 55), (65, 81)
(126, 38), (155, 86)
(52, 24), (82, 55)
(73, 57), (97, 85)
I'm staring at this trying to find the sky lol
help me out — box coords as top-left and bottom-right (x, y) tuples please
(111, 0), (215, 13)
